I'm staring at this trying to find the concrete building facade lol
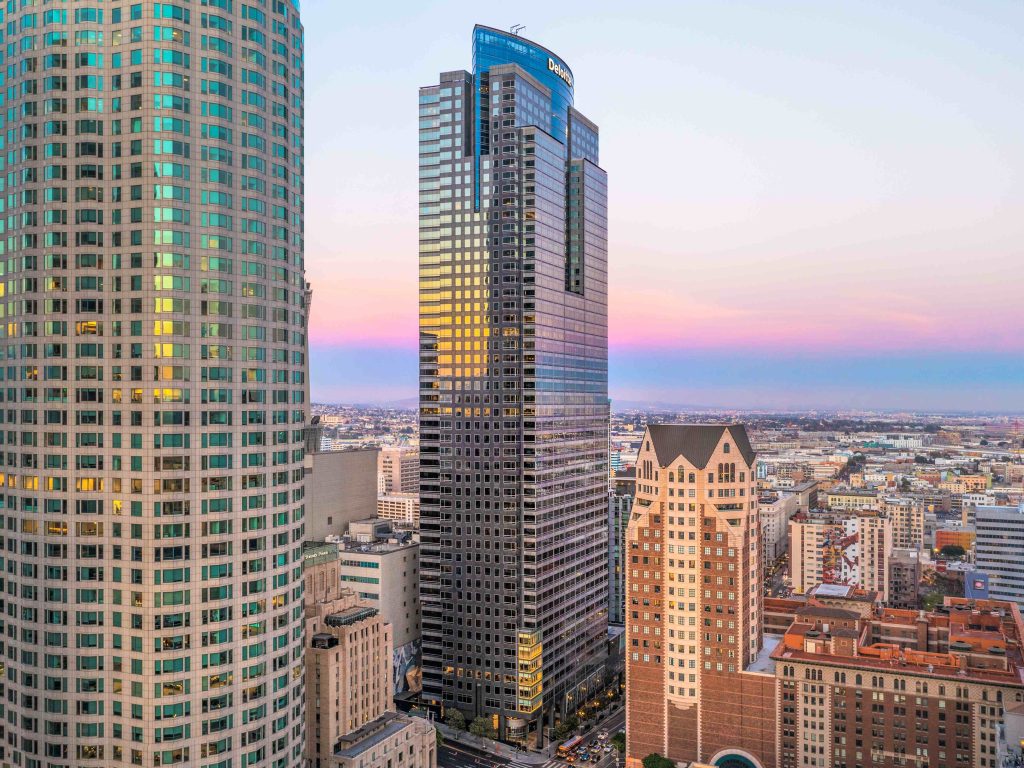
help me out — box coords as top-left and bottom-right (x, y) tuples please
(883, 496), (925, 550)
(377, 447), (420, 495)
(760, 494), (800, 568)
(0, 2), (309, 765)
(609, 490), (632, 626)
(377, 492), (421, 526)
(888, 548), (923, 610)
(308, 447), (379, 540)
(336, 520), (422, 695)
(304, 545), (436, 768)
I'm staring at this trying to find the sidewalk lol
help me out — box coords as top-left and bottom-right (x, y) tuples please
(433, 722), (550, 765)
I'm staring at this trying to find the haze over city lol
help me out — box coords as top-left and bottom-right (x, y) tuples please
(305, 0), (1024, 411)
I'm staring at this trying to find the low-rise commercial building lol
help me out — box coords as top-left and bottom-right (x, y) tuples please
(377, 492), (421, 526)
(337, 519), (422, 695)
(826, 488), (880, 511)
(304, 543), (436, 768)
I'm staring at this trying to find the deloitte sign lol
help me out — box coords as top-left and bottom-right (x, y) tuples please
(547, 57), (573, 88)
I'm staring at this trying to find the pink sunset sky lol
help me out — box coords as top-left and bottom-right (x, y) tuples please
(302, 0), (1024, 410)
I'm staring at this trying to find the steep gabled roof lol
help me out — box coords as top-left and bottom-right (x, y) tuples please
(646, 424), (756, 469)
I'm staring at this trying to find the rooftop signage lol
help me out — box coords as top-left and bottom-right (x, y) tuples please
(547, 57), (572, 88)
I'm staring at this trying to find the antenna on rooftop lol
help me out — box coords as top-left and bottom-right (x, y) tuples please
(510, 24), (526, 36)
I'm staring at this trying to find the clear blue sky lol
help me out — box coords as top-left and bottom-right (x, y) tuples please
(303, 0), (1024, 411)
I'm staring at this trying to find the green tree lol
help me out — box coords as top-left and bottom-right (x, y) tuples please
(444, 709), (466, 730)
(553, 715), (579, 740)
(469, 716), (497, 739)
(642, 754), (675, 768)
(610, 731), (626, 753)
(939, 544), (966, 559)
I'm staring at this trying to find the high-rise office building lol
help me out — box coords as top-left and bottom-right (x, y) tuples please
(975, 503), (1024, 610)
(378, 446), (420, 495)
(0, 2), (308, 766)
(609, 490), (633, 626)
(418, 26), (609, 742)
(626, 424), (776, 768)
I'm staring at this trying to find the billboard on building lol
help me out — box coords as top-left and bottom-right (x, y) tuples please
(966, 571), (990, 600)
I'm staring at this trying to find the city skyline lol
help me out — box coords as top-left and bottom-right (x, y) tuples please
(305, 0), (1024, 410)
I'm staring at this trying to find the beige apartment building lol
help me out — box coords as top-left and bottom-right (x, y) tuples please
(789, 511), (892, 601)
(883, 496), (925, 550)
(825, 488), (880, 511)
(377, 447), (420, 495)
(304, 547), (435, 768)
(376, 492), (421, 526)
(761, 494), (800, 567)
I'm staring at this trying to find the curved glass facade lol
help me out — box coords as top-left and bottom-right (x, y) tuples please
(471, 26), (575, 211)
(0, 1), (308, 766)
(472, 26), (574, 142)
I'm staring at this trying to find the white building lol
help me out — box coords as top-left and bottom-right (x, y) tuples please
(974, 504), (1024, 610)
(760, 494), (800, 567)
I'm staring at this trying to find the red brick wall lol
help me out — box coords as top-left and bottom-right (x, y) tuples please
(701, 670), (777, 768)
(665, 700), (699, 761)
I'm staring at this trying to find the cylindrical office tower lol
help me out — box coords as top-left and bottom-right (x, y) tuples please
(0, 1), (307, 766)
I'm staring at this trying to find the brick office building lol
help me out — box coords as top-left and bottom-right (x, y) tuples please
(625, 423), (1024, 768)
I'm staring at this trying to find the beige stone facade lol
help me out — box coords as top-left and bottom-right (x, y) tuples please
(303, 553), (435, 768)
(883, 496), (925, 549)
(625, 424), (776, 768)
(376, 492), (420, 526)
(377, 447), (419, 495)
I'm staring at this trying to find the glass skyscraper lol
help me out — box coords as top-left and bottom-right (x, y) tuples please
(0, 1), (308, 766)
(418, 26), (609, 743)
